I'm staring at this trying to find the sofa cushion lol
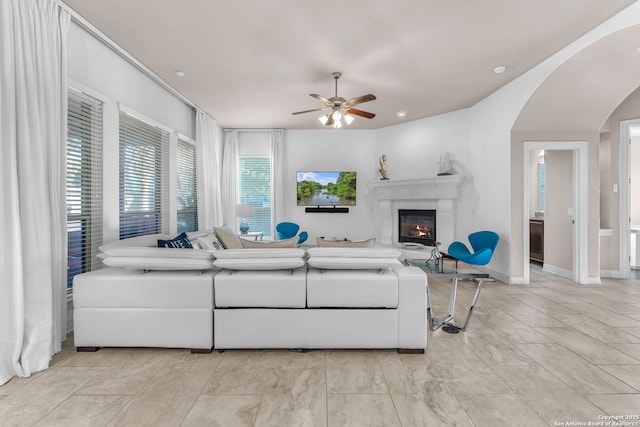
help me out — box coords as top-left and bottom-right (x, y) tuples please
(102, 257), (213, 270)
(214, 269), (307, 308)
(73, 268), (214, 309)
(101, 247), (214, 260)
(213, 258), (306, 270)
(213, 248), (305, 259)
(306, 268), (399, 308)
(306, 247), (401, 269)
(307, 247), (401, 258)
(307, 257), (402, 269)
(241, 236), (297, 248)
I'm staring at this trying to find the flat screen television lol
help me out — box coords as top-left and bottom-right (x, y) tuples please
(296, 171), (357, 206)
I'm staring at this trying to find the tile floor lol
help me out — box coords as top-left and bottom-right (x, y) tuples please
(2, 266), (640, 426)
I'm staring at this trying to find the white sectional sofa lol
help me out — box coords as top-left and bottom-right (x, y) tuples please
(73, 233), (428, 354)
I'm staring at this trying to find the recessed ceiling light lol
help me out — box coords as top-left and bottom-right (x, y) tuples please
(493, 66), (507, 74)
(396, 111), (407, 118)
(176, 70), (185, 77)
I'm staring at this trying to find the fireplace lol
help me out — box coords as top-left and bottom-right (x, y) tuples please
(398, 209), (436, 246)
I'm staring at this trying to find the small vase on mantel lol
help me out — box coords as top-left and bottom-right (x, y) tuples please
(437, 152), (453, 176)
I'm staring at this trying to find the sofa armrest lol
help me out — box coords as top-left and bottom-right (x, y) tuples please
(393, 265), (427, 350)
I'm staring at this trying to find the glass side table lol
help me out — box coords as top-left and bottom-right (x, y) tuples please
(238, 231), (264, 241)
(406, 258), (489, 334)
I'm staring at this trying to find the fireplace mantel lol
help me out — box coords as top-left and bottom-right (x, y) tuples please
(368, 175), (463, 200)
(368, 175), (464, 246)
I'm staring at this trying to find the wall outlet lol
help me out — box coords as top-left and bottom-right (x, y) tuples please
(613, 183), (619, 193)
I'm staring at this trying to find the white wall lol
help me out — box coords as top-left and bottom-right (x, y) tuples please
(283, 129), (377, 243)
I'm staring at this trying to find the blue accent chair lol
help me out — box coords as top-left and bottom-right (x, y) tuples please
(447, 231), (499, 266)
(275, 222), (308, 245)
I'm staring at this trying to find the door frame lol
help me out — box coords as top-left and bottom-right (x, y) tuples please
(523, 141), (589, 284)
(619, 119), (640, 278)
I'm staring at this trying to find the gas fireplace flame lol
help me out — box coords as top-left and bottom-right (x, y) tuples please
(410, 224), (432, 237)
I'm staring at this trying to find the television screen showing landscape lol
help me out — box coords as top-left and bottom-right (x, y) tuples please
(297, 171), (357, 206)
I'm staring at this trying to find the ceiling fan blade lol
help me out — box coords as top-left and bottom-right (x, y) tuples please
(343, 94), (376, 108)
(347, 108), (376, 119)
(310, 94), (331, 104)
(292, 108), (327, 115)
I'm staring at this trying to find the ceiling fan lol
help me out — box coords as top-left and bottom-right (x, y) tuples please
(292, 72), (376, 128)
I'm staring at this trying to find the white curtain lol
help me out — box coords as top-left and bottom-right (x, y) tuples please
(221, 130), (239, 228)
(0, 0), (70, 385)
(195, 110), (223, 229)
(270, 130), (285, 235)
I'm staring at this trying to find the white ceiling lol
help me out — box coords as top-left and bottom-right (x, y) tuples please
(62, 0), (636, 130)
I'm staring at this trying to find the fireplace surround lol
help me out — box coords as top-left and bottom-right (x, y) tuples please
(368, 175), (463, 248)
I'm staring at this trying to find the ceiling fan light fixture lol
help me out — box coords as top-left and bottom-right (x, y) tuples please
(333, 120), (342, 129)
(318, 115), (329, 125)
(332, 111), (342, 121)
(344, 114), (355, 125)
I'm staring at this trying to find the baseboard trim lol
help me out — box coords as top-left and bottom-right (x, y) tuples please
(542, 264), (573, 280)
(600, 269), (622, 279)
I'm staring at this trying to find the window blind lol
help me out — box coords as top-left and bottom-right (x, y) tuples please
(238, 156), (272, 238)
(119, 111), (169, 239)
(67, 90), (103, 289)
(177, 138), (198, 233)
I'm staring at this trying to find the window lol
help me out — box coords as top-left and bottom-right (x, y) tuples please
(177, 138), (197, 233)
(238, 157), (272, 238)
(537, 162), (545, 211)
(67, 90), (103, 289)
(119, 111), (169, 239)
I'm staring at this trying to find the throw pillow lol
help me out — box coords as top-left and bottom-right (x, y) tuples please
(241, 236), (297, 248)
(213, 225), (243, 249)
(157, 232), (193, 248)
(316, 237), (375, 248)
(197, 233), (223, 250)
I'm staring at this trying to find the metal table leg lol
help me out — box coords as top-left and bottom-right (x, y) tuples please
(426, 276), (485, 334)
(442, 277), (485, 333)
(426, 280), (454, 331)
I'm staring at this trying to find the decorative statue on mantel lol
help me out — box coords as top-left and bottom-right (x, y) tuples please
(437, 152), (453, 176)
(379, 154), (389, 180)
